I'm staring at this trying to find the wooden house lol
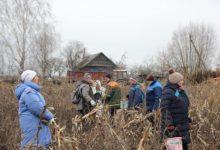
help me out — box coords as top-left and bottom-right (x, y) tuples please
(67, 52), (127, 82)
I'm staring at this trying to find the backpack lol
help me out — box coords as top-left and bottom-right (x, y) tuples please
(71, 84), (84, 104)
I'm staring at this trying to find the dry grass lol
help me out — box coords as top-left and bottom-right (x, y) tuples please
(0, 79), (220, 150)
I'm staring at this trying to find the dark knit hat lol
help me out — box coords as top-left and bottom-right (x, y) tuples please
(168, 68), (175, 75)
(105, 73), (112, 79)
(168, 72), (184, 84)
(146, 74), (155, 81)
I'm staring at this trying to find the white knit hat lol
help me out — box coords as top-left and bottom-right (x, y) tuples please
(129, 77), (137, 82)
(168, 72), (184, 84)
(21, 70), (37, 82)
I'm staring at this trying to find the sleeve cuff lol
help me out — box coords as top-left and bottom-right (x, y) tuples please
(44, 109), (54, 121)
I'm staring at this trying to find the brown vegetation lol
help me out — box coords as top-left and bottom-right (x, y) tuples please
(190, 70), (220, 84)
(0, 79), (220, 150)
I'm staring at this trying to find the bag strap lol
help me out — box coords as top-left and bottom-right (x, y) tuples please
(78, 84), (87, 100)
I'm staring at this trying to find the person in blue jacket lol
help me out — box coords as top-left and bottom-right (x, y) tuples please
(160, 72), (191, 150)
(15, 70), (55, 149)
(146, 74), (162, 113)
(127, 77), (144, 108)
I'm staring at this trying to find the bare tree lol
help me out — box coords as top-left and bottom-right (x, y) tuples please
(0, 44), (17, 75)
(0, 54), (5, 75)
(32, 23), (57, 78)
(0, 0), (51, 73)
(0, 43), (5, 75)
(115, 51), (127, 69)
(156, 50), (175, 75)
(164, 23), (216, 74)
(129, 57), (157, 77)
(47, 57), (66, 78)
(63, 41), (86, 71)
(53, 58), (66, 77)
(216, 55), (220, 65)
(156, 23), (216, 75)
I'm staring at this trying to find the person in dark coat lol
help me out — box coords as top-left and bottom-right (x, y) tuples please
(146, 74), (162, 113)
(160, 72), (191, 150)
(127, 77), (144, 109)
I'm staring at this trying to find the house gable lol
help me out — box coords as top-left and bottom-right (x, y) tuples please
(87, 53), (116, 67)
(77, 52), (117, 71)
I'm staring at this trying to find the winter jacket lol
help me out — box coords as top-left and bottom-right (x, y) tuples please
(160, 82), (191, 144)
(146, 80), (162, 112)
(105, 80), (121, 109)
(75, 80), (94, 115)
(128, 83), (144, 108)
(15, 82), (54, 149)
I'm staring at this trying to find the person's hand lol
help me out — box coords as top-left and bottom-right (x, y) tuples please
(152, 110), (157, 114)
(90, 100), (96, 106)
(97, 99), (102, 104)
(167, 125), (175, 131)
(49, 118), (56, 125)
(189, 123), (192, 129)
(188, 117), (192, 129)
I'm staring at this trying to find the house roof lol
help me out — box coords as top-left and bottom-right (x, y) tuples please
(77, 52), (117, 69)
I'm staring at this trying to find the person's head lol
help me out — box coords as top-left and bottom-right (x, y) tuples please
(82, 73), (93, 84)
(146, 74), (155, 82)
(95, 80), (101, 90)
(129, 77), (137, 85)
(21, 70), (39, 84)
(105, 73), (112, 82)
(96, 80), (101, 87)
(168, 72), (184, 87)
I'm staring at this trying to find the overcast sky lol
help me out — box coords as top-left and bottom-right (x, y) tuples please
(52, 0), (220, 66)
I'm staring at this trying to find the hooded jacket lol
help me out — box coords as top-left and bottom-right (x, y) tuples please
(75, 80), (94, 114)
(15, 82), (54, 149)
(128, 83), (144, 108)
(146, 80), (162, 112)
(105, 80), (121, 108)
(160, 82), (191, 143)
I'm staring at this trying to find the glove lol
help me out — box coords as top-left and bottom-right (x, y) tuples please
(90, 100), (96, 106)
(49, 118), (56, 125)
(167, 125), (175, 131)
(188, 117), (192, 129)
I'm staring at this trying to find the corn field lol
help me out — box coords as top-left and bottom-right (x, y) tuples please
(0, 79), (220, 150)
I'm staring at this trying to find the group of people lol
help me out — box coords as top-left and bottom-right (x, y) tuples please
(15, 69), (191, 150)
(73, 73), (122, 117)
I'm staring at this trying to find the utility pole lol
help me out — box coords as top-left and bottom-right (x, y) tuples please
(83, 48), (86, 58)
